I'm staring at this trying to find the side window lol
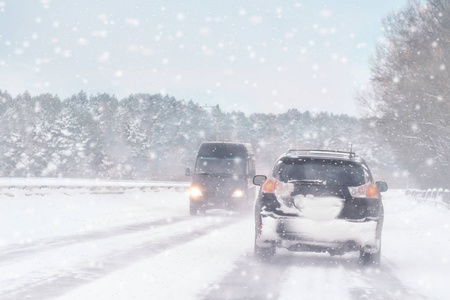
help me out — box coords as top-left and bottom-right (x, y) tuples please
(248, 158), (255, 176)
(272, 160), (284, 180)
(362, 165), (372, 183)
(246, 159), (250, 175)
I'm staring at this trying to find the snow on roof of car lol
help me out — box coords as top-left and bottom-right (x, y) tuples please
(282, 149), (363, 162)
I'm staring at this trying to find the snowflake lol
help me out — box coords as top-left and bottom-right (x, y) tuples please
(320, 10), (332, 18)
(176, 13), (186, 21)
(250, 15), (262, 25)
(125, 18), (140, 26)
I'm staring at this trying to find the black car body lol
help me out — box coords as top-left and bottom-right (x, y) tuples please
(187, 142), (255, 215)
(253, 149), (388, 265)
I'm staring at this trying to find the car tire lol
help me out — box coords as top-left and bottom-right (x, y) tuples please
(254, 236), (275, 261)
(190, 202), (205, 216)
(359, 247), (381, 266)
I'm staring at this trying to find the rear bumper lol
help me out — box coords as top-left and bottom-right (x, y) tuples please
(256, 212), (381, 254)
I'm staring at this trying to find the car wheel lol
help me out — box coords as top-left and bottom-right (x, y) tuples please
(190, 202), (204, 216)
(254, 235), (275, 261)
(359, 247), (381, 266)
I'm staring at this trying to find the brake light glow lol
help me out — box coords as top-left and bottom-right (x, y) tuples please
(262, 178), (276, 193)
(367, 184), (379, 198)
(348, 183), (379, 198)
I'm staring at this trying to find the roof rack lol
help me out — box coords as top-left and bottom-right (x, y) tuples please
(286, 149), (357, 159)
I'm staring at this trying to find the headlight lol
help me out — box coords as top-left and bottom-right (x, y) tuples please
(190, 187), (203, 198)
(231, 189), (244, 198)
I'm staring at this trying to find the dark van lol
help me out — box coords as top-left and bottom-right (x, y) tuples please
(186, 142), (255, 215)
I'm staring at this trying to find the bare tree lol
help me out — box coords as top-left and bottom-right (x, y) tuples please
(359, 0), (450, 188)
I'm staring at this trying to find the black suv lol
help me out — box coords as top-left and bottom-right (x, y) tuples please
(253, 150), (388, 265)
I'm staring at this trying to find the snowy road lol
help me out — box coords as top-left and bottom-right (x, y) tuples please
(0, 188), (449, 299)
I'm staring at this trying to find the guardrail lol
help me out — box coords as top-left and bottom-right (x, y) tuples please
(0, 178), (190, 195)
(406, 188), (450, 208)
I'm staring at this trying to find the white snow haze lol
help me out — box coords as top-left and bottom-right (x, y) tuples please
(0, 0), (406, 115)
(1, 0), (449, 299)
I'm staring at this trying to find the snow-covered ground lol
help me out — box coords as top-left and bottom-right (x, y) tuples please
(0, 187), (448, 299)
(0, 177), (190, 188)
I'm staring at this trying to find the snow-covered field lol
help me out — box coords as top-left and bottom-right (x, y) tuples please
(0, 187), (449, 299)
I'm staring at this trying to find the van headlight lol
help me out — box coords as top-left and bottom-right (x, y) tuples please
(231, 189), (244, 198)
(190, 187), (203, 198)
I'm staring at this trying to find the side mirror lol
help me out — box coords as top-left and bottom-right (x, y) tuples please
(376, 181), (388, 193)
(253, 175), (267, 186)
(185, 168), (191, 176)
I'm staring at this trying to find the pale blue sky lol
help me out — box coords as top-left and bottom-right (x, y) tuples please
(0, 0), (407, 116)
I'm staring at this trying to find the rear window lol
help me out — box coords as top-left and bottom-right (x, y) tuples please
(273, 158), (366, 186)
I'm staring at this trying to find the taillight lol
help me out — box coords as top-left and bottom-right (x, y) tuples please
(366, 184), (379, 198)
(261, 177), (294, 199)
(348, 183), (379, 198)
(262, 177), (276, 193)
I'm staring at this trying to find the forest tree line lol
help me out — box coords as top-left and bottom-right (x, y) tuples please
(1, 1), (449, 189)
(0, 90), (400, 184)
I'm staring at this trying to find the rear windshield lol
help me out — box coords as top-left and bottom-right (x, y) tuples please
(273, 158), (366, 186)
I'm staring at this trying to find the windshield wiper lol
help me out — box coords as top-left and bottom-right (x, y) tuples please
(288, 179), (327, 185)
